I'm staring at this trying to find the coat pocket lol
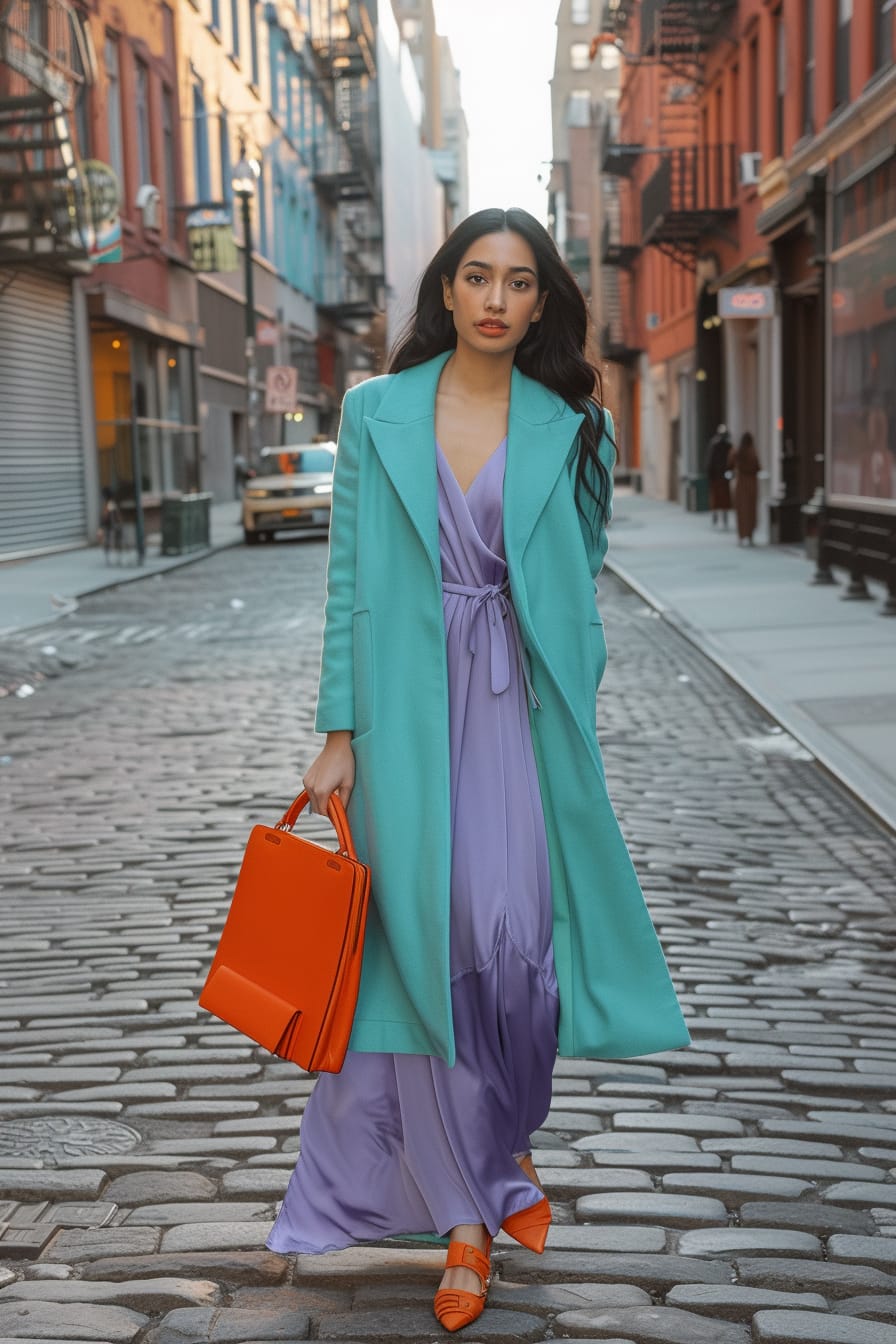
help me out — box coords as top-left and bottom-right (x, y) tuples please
(352, 609), (374, 738)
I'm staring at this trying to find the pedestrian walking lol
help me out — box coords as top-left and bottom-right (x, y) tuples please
(266, 207), (690, 1332)
(729, 430), (760, 545)
(706, 422), (732, 527)
(97, 486), (123, 563)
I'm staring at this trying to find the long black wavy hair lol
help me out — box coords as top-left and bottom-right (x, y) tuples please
(388, 206), (614, 532)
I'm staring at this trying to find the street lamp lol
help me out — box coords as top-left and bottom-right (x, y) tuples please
(231, 149), (261, 468)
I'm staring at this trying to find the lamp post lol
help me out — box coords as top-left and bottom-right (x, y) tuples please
(231, 149), (261, 468)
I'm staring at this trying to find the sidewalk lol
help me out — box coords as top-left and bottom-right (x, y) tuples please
(606, 491), (896, 835)
(0, 500), (244, 636)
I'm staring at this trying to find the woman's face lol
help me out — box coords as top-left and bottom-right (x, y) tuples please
(441, 230), (547, 354)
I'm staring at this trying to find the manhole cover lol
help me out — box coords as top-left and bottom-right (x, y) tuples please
(0, 1117), (141, 1162)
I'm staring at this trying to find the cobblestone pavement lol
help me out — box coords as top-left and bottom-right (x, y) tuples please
(1, 541), (895, 1344)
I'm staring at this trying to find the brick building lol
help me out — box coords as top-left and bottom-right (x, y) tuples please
(549, 0), (632, 465)
(601, 0), (896, 585)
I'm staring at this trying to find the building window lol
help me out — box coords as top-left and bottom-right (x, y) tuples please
(802, 0), (815, 135)
(747, 33), (759, 153)
(600, 43), (620, 69)
(230, 0), (241, 58)
(72, 28), (91, 158)
(570, 42), (590, 71)
(249, 0), (260, 85)
(210, 0), (221, 30)
(875, 0), (895, 70)
(774, 10), (785, 157)
(835, 0), (852, 107)
(161, 85), (177, 236)
(566, 89), (591, 127)
(105, 34), (124, 185)
(135, 58), (152, 186)
(219, 106), (231, 202)
(571, 0), (589, 22)
(192, 77), (211, 201)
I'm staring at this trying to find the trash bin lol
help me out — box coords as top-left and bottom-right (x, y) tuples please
(161, 492), (212, 555)
(684, 474), (709, 512)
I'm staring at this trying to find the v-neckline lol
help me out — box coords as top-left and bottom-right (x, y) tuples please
(436, 436), (507, 499)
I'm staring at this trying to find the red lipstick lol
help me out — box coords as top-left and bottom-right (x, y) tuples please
(476, 320), (509, 336)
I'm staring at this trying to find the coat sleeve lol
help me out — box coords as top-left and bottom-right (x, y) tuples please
(314, 384), (362, 733)
(573, 407), (616, 581)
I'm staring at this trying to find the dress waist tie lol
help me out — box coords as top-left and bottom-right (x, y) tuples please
(442, 578), (541, 710)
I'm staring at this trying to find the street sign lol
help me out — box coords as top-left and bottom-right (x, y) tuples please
(719, 285), (775, 318)
(257, 320), (279, 347)
(265, 365), (298, 413)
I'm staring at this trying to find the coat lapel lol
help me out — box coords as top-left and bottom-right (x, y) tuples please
(365, 351), (584, 579)
(504, 364), (584, 570)
(365, 352), (451, 583)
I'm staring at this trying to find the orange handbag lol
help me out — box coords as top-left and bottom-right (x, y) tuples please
(199, 790), (370, 1073)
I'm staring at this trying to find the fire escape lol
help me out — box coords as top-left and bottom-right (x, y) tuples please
(599, 0), (737, 273)
(0, 0), (95, 270)
(606, 0), (737, 77)
(597, 110), (640, 363)
(308, 0), (383, 324)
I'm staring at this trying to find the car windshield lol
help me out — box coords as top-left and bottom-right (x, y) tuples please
(257, 449), (334, 476)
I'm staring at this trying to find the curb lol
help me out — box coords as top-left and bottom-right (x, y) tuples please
(605, 555), (896, 839)
(0, 533), (245, 639)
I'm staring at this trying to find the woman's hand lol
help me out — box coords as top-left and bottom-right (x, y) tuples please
(303, 730), (355, 816)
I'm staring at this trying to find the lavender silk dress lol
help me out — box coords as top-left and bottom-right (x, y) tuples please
(267, 436), (559, 1253)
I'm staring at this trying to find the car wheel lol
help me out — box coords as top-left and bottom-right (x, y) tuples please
(244, 528), (260, 546)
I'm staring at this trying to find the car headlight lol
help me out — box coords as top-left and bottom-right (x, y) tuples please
(312, 483), (332, 495)
(245, 488), (269, 499)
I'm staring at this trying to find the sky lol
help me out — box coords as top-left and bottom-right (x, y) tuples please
(431, 0), (559, 224)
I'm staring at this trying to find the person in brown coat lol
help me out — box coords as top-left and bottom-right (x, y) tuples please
(728, 431), (760, 545)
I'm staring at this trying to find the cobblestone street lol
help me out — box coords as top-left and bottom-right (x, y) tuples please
(1, 541), (895, 1344)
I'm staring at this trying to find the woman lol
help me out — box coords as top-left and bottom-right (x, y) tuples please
(729, 430), (760, 545)
(267, 208), (690, 1331)
(706, 423), (732, 527)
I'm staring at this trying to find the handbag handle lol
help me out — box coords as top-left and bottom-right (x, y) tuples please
(275, 790), (356, 859)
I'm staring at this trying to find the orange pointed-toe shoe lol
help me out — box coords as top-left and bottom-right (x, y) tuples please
(501, 1194), (552, 1254)
(433, 1236), (492, 1333)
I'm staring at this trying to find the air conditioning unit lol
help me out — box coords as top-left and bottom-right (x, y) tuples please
(739, 152), (762, 187)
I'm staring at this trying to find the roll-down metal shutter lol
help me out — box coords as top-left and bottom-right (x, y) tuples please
(0, 269), (86, 558)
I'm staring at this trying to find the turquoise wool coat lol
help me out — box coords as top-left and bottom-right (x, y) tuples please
(316, 350), (690, 1066)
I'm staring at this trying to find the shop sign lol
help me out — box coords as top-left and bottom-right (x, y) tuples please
(265, 365), (298, 413)
(82, 160), (122, 263)
(719, 286), (775, 318)
(186, 207), (238, 273)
